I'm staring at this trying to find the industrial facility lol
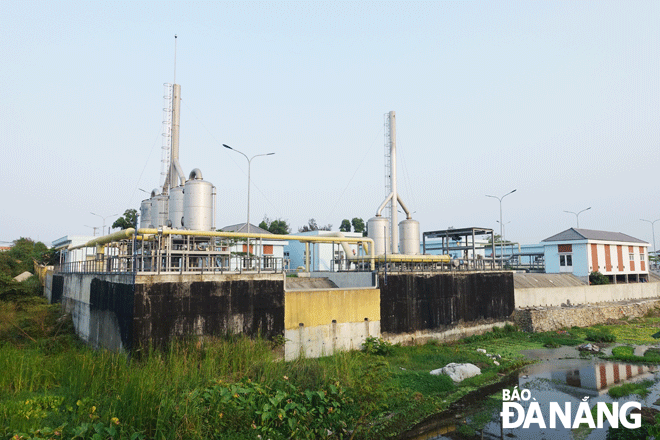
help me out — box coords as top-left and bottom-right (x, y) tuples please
(46, 53), (654, 360)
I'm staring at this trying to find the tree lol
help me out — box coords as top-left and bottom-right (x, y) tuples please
(259, 216), (291, 235)
(112, 209), (138, 230)
(298, 218), (332, 233)
(0, 237), (54, 278)
(351, 218), (365, 233)
(339, 219), (351, 232)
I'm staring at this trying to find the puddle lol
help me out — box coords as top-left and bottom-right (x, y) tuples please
(405, 347), (660, 440)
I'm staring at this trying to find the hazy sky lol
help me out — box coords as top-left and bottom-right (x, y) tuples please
(1, 1), (658, 247)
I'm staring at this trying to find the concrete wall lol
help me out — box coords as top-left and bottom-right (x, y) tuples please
(379, 272), (515, 336)
(133, 273), (284, 349)
(515, 282), (660, 308)
(284, 288), (380, 360)
(56, 273), (134, 351)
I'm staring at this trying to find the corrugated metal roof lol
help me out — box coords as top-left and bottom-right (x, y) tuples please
(220, 223), (271, 234)
(542, 228), (647, 244)
(514, 273), (587, 289)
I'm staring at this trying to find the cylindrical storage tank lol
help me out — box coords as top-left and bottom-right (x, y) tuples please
(367, 216), (390, 256)
(183, 169), (214, 231)
(399, 218), (420, 255)
(140, 199), (152, 228)
(150, 194), (169, 228)
(168, 185), (185, 229)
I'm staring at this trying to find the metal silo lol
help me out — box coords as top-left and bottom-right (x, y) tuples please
(168, 185), (185, 228)
(368, 216), (390, 256)
(399, 218), (420, 255)
(182, 168), (214, 231)
(150, 192), (169, 229)
(140, 198), (152, 228)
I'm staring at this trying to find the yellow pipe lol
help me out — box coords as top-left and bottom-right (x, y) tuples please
(69, 228), (136, 250)
(353, 254), (451, 263)
(137, 228), (376, 270)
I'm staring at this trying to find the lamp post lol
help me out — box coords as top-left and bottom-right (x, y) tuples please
(497, 220), (511, 258)
(564, 207), (591, 228)
(486, 189), (516, 267)
(223, 144), (275, 260)
(640, 218), (659, 261)
(90, 212), (119, 236)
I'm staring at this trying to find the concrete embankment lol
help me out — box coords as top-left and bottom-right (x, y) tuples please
(514, 298), (660, 332)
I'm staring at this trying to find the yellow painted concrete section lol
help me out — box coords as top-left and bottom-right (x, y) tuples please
(285, 289), (380, 330)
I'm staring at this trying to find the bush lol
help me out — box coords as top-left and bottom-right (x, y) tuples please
(590, 271), (610, 285)
(585, 328), (616, 343)
(361, 336), (394, 356)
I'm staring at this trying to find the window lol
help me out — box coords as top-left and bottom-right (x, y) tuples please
(630, 253), (634, 261)
(560, 255), (572, 266)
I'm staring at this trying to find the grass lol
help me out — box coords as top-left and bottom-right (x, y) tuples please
(608, 380), (655, 398)
(8, 298), (660, 439)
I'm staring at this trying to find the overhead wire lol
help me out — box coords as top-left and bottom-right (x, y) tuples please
(325, 126), (382, 222)
(129, 128), (162, 207)
(181, 98), (285, 220)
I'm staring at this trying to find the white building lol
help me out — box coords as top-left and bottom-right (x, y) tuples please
(52, 235), (97, 270)
(285, 230), (363, 272)
(542, 228), (649, 283)
(220, 223), (288, 271)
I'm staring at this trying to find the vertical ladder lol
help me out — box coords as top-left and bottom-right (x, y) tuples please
(383, 113), (392, 227)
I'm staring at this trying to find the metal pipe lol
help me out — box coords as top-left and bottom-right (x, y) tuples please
(396, 194), (412, 219)
(376, 193), (394, 216)
(69, 228), (136, 250)
(188, 168), (203, 180)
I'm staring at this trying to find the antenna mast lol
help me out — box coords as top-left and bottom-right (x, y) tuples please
(173, 34), (177, 85)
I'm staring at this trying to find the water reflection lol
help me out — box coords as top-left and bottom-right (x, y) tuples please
(409, 346), (660, 440)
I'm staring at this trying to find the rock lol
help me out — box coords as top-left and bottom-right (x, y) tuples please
(577, 343), (600, 353)
(476, 348), (487, 354)
(13, 271), (32, 282)
(494, 361), (500, 366)
(430, 363), (481, 382)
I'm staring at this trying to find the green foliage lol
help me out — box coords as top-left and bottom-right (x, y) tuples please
(585, 328), (616, 343)
(395, 371), (455, 395)
(608, 380), (654, 398)
(339, 219), (351, 232)
(259, 216), (291, 235)
(611, 345), (634, 358)
(192, 378), (353, 439)
(461, 323), (520, 344)
(590, 271), (610, 285)
(351, 218), (365, 233)
(1, 275), (44, 303)
(0, 238), (54, 278)
(298, 218), (331, 233)
(112, 209), (138, 230)
(361, 336), (394, 356)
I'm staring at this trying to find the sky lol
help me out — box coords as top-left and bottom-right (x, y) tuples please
(1, 1), (658, 248)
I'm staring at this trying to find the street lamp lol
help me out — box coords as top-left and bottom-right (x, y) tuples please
(90, 212), (119, 236)
(223, 144), (275, 259)
(497, 220), (511, 257)
(564, 207), (591, 228)
(640, 218), (660, 260)
(486, 189), (516, 267)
